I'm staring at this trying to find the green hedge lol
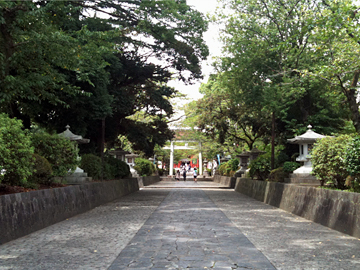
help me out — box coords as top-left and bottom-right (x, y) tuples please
(80, 154), (102, 179)
(31, 132), (78, 177)
(248, 153), (271, 180)
(0, 114), (34, 186)
(134, 158), (155, 177)
(28, 153), (53, 185)
(312, 135), (352, 188)
(283, 161), (301, 173)
(80, 154), (130, 180)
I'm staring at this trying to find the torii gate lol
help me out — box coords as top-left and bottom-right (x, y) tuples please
(163, 140), (203, 176)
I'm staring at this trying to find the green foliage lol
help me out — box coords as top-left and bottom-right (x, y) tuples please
(227, 158), (240, 172)
(104, 157), (130, 179)
(344, 137), (360, 191)
(28, 154), (53, 185)
(268, 167), (288, 183)
(248, 154), (271, 181)
(31, 132), (78, 177)
(157, 168), (164, 176)
(283, 162), (301, 173)
(0, 113), (34, 186)
(276, 152), (289, 167)
(218, 163), (227, 176)
(311, 135), (353, 189)
(134, 158), (155, 177)
(218, 159), (238, 177)
(0, 0), (209, 158)
(80, 154), (102, 179)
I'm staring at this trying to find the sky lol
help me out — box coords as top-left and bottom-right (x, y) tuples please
(169, 0), (224, 116)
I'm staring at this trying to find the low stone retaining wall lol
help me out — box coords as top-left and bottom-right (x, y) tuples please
(0, 178), (139, 245)
(235, 178), (360, 238)
(213, 175), (236, 188)
(137, 175), (161, 188)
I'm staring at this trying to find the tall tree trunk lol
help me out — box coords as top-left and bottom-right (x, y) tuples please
(100, 118), (105, 181)
(345, 71), (360, 133)
(271, 112), (275, 170)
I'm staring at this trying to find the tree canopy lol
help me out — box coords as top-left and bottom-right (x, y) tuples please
(0, 0), (209, 156)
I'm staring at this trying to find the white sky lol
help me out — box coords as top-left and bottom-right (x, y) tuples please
(169, 0), (223, 117)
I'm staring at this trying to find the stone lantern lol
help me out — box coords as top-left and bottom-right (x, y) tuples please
(235, 148), (266, 177)
(287, 125), (326, 174)
(58, 125), (91, 184)
(235, 151), (251, 177)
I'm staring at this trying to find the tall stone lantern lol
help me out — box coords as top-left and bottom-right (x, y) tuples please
(287, 125), (326, 174)
(235, 148), (266, 177)
(58, 125), (91, 183)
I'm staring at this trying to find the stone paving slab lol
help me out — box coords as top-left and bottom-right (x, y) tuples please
(204, 189), (360, 270)
(1, 181), (360, 270)
(108, 189), (275, 270)
(0, 190), (169, 270)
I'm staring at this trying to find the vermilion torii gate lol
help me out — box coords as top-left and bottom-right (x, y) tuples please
(163, 140), (203, 176)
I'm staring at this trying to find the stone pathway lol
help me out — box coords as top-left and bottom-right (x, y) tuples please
(1, 181), (360, 270)
(108, 189), (275, 270)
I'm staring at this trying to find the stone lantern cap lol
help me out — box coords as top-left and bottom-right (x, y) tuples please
(287, 125), (326, 144)
(108, 148), (130, 156)
(125, 153), (139, 158)
(58, 125), (90, 144)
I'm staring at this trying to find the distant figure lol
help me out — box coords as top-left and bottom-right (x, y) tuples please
(175, 169), (180, 181)
(182, 168), (186, 181)
(193, 167), (197, 182)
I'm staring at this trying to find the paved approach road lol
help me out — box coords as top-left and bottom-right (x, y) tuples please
(1, 180), (360, 270)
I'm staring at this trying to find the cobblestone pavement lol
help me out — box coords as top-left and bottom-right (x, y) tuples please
(0, 190), (169, 270)
(1, 181), (360, 270)
(205, 189), (360, 270)
(108, 189), (275, 270)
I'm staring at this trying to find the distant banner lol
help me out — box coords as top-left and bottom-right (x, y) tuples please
(217, 154), (221, 165)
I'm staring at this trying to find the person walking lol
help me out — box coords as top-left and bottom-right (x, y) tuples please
(182, 168), (186, 181)
(175, 169), (180, 181)
(193, 167), (198, 182)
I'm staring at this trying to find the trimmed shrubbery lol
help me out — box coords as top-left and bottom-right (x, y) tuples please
(104, 157), (130, 179)
(80, 154), (130, 180)
(218, 158), (239, 177)
(31, 132), (78, 178)
(248, 153), (271, 180)
(268, 167), (288, 182)
(283, 161), (301, 173)
(28, 154), (53, 185)
(134, 157), (155, 177)
(80, 154), (102, 179)
(311, 135), (352, 188)
(0, 114), (34, 186)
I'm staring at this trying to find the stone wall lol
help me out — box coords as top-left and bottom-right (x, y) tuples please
(213, 175), (236, 188)
(235, 178), (360, 238)
(137, 175), (161, 188)
(0, 178), (139, 245)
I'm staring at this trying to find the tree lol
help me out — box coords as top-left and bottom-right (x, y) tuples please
(1, 1), (209, 157)
(184, 77), (271, 151)
(0, 1), (110, 127)
(303, 0), (360, 132)
(210, 0), (350, 158)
